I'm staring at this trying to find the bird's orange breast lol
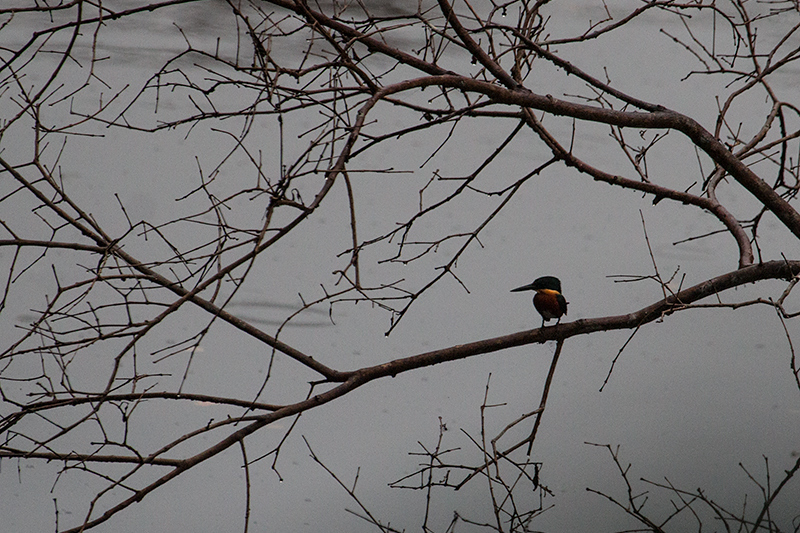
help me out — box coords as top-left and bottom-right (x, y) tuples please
(533, 289), (568, 320)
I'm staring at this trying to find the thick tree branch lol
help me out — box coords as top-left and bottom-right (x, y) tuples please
(47, 260), (800, 533)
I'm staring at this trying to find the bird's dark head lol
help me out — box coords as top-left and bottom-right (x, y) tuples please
(511, 275), (563, 294)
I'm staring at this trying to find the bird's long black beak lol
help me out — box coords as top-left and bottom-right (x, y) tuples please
(510, 282), (537, 292)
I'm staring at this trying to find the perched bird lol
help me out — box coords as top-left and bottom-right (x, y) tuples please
(511, 276), (568, 327)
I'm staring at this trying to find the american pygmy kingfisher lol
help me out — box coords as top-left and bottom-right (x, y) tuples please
(511, 276), (568, 327)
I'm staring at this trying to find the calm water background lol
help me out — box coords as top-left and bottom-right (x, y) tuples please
(1, 1), (799, 531)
